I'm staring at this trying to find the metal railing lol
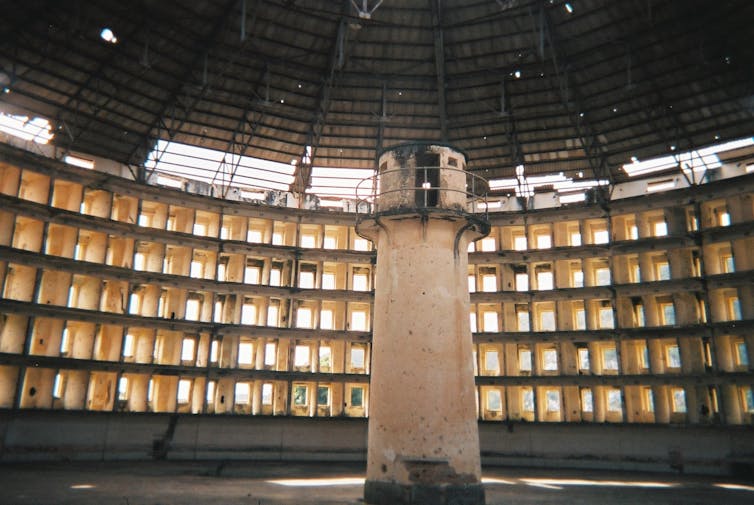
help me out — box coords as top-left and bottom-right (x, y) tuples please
(355, 165), (490, 216)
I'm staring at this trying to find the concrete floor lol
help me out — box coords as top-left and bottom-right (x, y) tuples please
(0, 461), (752, 505)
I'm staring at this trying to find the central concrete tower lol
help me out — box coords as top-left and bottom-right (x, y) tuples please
(358, 143), (489, 505)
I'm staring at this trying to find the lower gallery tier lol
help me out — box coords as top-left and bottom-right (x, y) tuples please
(1, 410), (753, 477)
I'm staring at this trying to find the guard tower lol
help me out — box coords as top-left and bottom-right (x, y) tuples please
(357, 143), (490, 505)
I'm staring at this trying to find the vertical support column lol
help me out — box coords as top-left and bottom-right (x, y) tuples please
(359, 144), (488, 505)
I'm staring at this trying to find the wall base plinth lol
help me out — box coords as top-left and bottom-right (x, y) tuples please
(364, 480), (485, 505)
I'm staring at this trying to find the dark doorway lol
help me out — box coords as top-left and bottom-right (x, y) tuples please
(415, 152), (439, 207)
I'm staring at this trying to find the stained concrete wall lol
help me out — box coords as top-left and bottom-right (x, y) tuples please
(1, 411), (752, 476)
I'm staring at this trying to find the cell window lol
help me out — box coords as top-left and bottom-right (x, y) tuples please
(602, 347), (619, 371)
(123, 333), (135, 358)
(206, 381), (216, 403)
(480, 237), (496, 252)
(513, 235), (528, 251)
(721, 254), (735, 273)
(351, 311), (368, 331)
(486, 390), (502, 411)
(299, 271), (315, 289)
(320, 309), (334, 330)
(666, 344), (681, 369)
(522, 388), (534, 412)
(322, 272), (336, 290)
(238, 342), (254, 366)
(210, 341), (219, 363)
(517, 309), (530, 332)
(247, 229), (263, 243)
(607, 389), (623, 412)
(572, 270), (584, 288)
(660, 302), (676, 326)
(593, 229), (609, 244)
(293, 385), (308, 406)
(300, 234), (316, 248)
(483, 311), (498, 332)
(323, 235), (337, 249)
(181, 338), (196, 362)
(536, 234), (552, 249)
(269, 268), (282, 287)
(729, 297), (742, 320)
(351, 347), (366, 369)
(241, 302), (257, 325)
(643, 387), (655, 412)
(574, 309), (586, 330)
(542, 348), (558, 371)
(742, 387), (754, 413)
(177, 379), (191, 404)
(317, 386), (330, 406)
(350, 387), (364, 407)
(653, 221), (668, 237)
(294, 345), (310, 367)
(190, 261), (203, 278)
(53, 373), (65, 399)
(599, 306), (614, 329)
(545, 390), (560, 412)
(482, 274), (497, 292)
(264, 343), (277, 366)
(483, 350), (499, 372)
(734, 341), (749, 367)
(577, 348), (590, 370)
(235, 383), (250, 404)
(628, 225), (638, 240)
(319, 346), (332, 370)
(537, 271), (553, 290)
(656, 262), (671, 281)
(261, 383), (273, 405)
(519, 349), (532, 372)
(296, 307), (313, 328)
(581, 388), (593, 412)
(352, 273), (369, 291)
(117, 377), (128, 401)
(244, 265), (261, 284)
(671, 388), (687, 413)
(595, 267), (611, 286)
(539, 310), (556, 331)
(185, 297), (202, 321)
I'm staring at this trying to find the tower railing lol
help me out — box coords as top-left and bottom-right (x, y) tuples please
(354, 165), (490, 217)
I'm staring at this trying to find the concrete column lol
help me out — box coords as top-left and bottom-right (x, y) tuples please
(359, 144), (487, 505)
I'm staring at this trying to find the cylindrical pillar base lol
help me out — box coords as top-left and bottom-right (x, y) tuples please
(365, 480), (486, 505)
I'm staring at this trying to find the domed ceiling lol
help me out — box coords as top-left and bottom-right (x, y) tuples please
(1, 0), (753, 188)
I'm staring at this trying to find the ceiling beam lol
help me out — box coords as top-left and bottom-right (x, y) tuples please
(429, 0), (448, 142)
(125, 0), (241, 170)
(289, 0), (352, 195)
(535, 1), (615, 189)
(209, 106), (263, 197)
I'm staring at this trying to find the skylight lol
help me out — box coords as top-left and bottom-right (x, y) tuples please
(489, 171), (607, 199)
(310, 166), (375, 199)
(622, 137), (754, 177)
(146, 140), (295, 191)
(0, 113), (54, 144)
(146, 140), (377, 201)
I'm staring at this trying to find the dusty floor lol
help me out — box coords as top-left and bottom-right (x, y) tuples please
(0, 461), (752, 505)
